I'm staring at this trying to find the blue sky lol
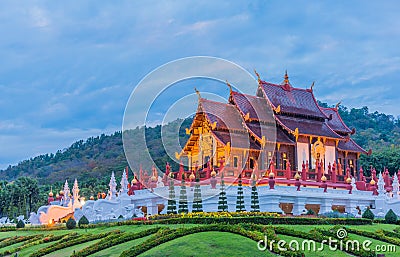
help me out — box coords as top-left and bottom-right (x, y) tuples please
(0, 0), (399, 169)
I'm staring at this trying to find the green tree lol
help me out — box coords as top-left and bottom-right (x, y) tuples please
(192, 173), (203, 212)
(66, 218), (76, 229)
(362, 208), (375, 220)
(385, 209), (398, 224)
(167, 175), (177, 214)
(178, 173), (188, 214)
(250, 178), (260, 212)
(236, 175), (245, 212)
(78, 215), (89, 227)
(218, 173), (228, 212)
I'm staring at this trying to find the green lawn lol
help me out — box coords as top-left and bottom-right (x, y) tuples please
(277, 234), (351, 257)
(1, 222), (399, 257)
(138, 231), (276, 257)
(89, 235), (151, 257)
(347, 233), (399, 257)
(44, 239), (102, 257)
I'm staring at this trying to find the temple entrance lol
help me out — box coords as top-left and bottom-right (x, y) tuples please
(332, 205), (345, 213)
(279, 203), (293, 215)
(305, 204), (320, 215)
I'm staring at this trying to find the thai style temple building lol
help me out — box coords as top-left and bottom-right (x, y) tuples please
(174, 71), (370, 186)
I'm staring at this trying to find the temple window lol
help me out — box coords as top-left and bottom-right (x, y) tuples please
(249, 157), (255, 169)
(233, 156), (238, 168)
(281, 152), (288, 170)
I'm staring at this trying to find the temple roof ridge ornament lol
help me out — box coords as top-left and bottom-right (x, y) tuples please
(335, 101), (342, 110)
(226, 80), (233, 94)
(254, 69), (261, 83)
(194, 87), (201, 100)
(310, 81), (315, 91)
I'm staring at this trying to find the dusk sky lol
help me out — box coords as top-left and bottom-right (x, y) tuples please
(1, 1), (399, 169)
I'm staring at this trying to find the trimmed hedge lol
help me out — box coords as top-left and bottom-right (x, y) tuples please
(345, 227), (400, 246)
(318, 227), (375, 257)
(385, 209), (398, 224)
(16, 219), (25, 228)
(0, 233), (68, 256)
(71, 227), (160, 257)
(78, 215), (89, 227)
(120, 224), (303, 257)
(0, 235), (38, 248)
(66, 218), (76, 229)
(28, 231), (108, 257)
(152, 216), (372, 226)
(362, 208), (375, 220)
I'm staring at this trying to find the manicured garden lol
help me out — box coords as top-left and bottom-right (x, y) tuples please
(1, 212), (399, 257)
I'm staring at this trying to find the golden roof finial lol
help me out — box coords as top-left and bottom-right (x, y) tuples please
(226, 80), (232, 94)
(194, 87), (201, 100)
(310, 81), (315, 91)
(335, 101), (342, 109)
(254, 69), (261, 82)
(284, 70), (289, 84)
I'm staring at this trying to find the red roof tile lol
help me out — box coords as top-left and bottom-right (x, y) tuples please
(231, 92), (274, 122)
(321, 107), (352, 134)
(199, 98), (245, 131)
(275, 115), (343, 139)
(259, 82), (328, 119)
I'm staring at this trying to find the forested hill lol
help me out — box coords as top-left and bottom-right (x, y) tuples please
(1, 104), (399, 184)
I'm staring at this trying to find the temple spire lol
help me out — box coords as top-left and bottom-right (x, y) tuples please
(283, 70), (289, 84)
(254, 69), (261, 83)
(194, 87), (201, 100)
(226, 80), (233, 95)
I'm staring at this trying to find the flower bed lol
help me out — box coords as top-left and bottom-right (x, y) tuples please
(152, 216), (372, 226)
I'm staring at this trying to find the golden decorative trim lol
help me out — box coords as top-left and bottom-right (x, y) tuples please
(274, 105), (281, 113)
(244, 112), (250, 121)
(185, 128), (191, 135)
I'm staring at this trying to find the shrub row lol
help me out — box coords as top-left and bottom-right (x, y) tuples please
(317, 227), (375, 257)
(0, 235), (38, 248)
(148, 211), (280, 220)
(0, 227), (16, 232)
(0, 233), (67, 256)
(152, 216), (372, 226)
(245, 224), (376, 257)
(120, 224), (303, 257)
(345, 227), (400, 246)
(29, 231), (111, 257)
(71, 227), (160, 257)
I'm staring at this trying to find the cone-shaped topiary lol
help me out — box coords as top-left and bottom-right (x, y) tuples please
(178, 173), (188, 214)
(16, 219), (25, 228)
(362, 208), (375, 220)
(78, 215), (89, 227)
(66, 217), (76, 229)
(192, 172), (203, 212)
(250, 178), (260, 212)
(385, 209), (398, 224)
(236, 174), (245, 212)
(167, 176), (177, 214)
(218, 172), (228, 212)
